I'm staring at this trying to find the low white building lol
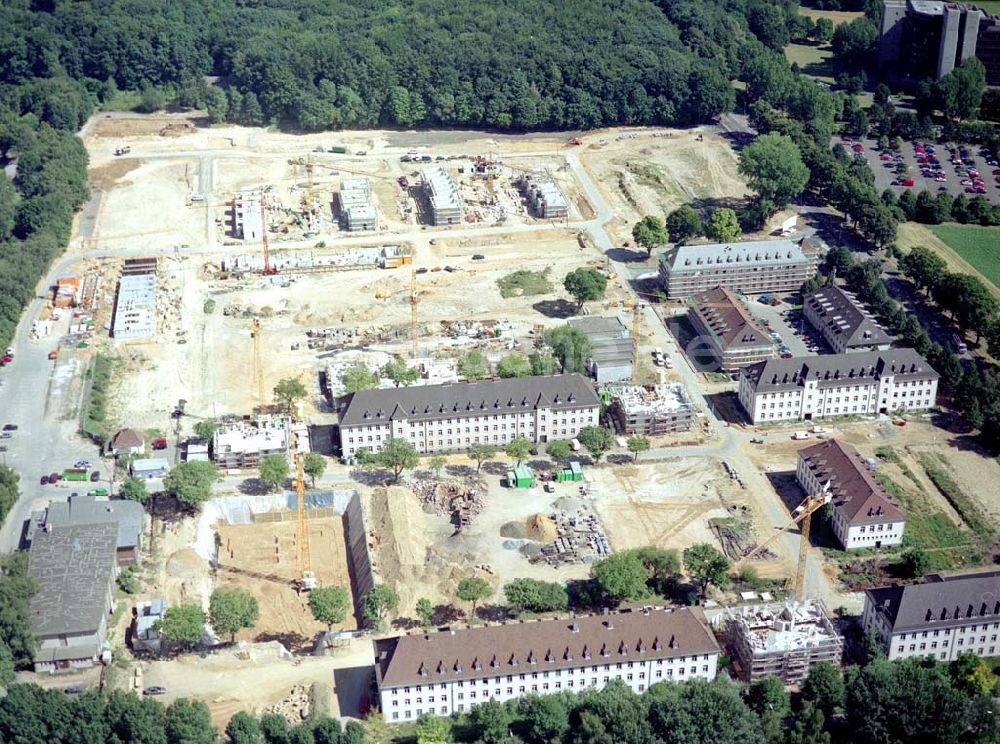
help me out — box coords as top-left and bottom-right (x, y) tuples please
(336, 374), (600, 462)
(863, 570), (1000, 662)
(131, 457), (170, 480)
(374, 608), (720, 721)
(796, 439), (905, 550)
(738, 349), (938, 424)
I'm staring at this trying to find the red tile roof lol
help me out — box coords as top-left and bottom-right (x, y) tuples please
(799, 439), (905, 525)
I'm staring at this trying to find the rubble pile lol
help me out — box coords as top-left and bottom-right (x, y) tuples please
(411, 479), (484, 532)
(264, 684), (313, 724)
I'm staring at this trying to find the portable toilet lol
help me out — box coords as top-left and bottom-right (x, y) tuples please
(569, 460), (583, 482)
(511, 466), (535, 488)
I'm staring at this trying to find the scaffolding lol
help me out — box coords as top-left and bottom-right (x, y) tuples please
(607, 384), (695, 435)
(720, 599), (843, 683)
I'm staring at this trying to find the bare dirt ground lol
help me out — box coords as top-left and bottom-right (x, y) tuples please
(215, 517), (358, 649)
(591, 459), (741, 553)
(579, 129), (749, 245)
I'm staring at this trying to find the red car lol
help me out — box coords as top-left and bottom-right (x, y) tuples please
(852, 144), (864, 153)
(49, 472), (60, 483)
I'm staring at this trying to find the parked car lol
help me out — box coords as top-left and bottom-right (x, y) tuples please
(471, 254), (486, 261)
(90, 471), (100, 482)
(63, 687), (83, 695)
(40, 475), (49, 485)
(2, 424), (16, 431)
(74, 460), (92, 469)
(143, 687), (167, 696)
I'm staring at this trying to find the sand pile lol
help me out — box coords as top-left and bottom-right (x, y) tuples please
(525, 513), (558, 542)
(500, 521), (529, 539)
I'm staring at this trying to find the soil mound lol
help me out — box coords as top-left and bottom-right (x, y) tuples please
(525, 513), (558, 542)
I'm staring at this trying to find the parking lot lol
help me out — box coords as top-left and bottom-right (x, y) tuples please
(744, 297), (822, 358)
(847, 136), (1000, 205)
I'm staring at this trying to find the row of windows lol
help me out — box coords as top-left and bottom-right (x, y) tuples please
(898, 623), (1000, 640)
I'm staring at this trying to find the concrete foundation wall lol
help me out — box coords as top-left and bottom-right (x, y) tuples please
(343, 492), (376, 619)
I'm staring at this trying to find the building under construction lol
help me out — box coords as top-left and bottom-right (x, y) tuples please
(515, 174), (569, 219)
(338, 177), (378, 232)
(421, 166), (463, 225)
(211, 415), (310, 470)
(721, 599), (843, 683)
(607, 383), (695, 435)
(232, 191), (263, 242)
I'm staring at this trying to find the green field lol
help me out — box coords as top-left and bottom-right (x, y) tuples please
(927, 224), (1000, 291)
(970, 0), (1000, 12)
(784, 43), (835, 84)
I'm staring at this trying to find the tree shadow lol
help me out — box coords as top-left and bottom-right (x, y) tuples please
(349, 468), (396, 487)
(476, 604), (511, 622)
(606, 247), (649, 263)
(254, 630), (312, 653)
(431, 604), (463, 625)
(690, 195), (751, 213)
(526, 458), (555, 471)
(532, 299), (578, 319)
(482, 461), (509, 476)
(606, 453), (633, 465)
(445, 464), (476, 478)
(391, 616), (422, 631)
(238, 477), (272, 495)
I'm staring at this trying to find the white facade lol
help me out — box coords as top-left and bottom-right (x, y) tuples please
(380, 652), (718, 722)
(342, 404), (598, 461)
(739, 366), (938, 424)
(233, 191), (264, 242)
(795, 454), (904, 550)
(864, 599), (1000, 663)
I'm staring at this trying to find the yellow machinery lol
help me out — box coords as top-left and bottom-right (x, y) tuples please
(292, 432), (316, 591)
(733, 484), (831, 601)
(251, 318), (264, 409)
(410, 266), (419, 358)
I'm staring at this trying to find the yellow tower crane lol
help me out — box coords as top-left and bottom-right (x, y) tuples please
(292, 432), (316, 592)
(733, 484), (831, 601)
(410, 266), (419, 358)
(251, 318), (264, 410)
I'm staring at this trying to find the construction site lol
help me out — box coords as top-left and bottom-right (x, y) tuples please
(718, 599), (843, 683)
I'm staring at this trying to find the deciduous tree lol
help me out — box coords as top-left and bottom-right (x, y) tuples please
(373, 437), (419, 483)
(683, 543), (730, 595)
(577, 425), (613, 462)
(626, 435), (650, 462)
(308, 586), (351, 631)
(303, 452), (326, 487)
(592, 551), (650, 602)
(258, 455), (289, 492)
(632, 215), (669, 256)
(456, 577), (492, 616)
(563, 268), (608, 309)
(120, 476), (149, 506)
(497, 354), (531, 378)
(155, 604), (206, 651)
(468, 442), (497, 473)
(341, 364), (378, 393)
(458, 350), (489, 380)
(381, 357), (419, 387)
(738, 132), (810, 208)
(665, 205), (703, 244)
(209, 588), (259, 642)
(362, 585), (399, 628)
(504, 436), (532, 466)
(705, 208), (742, 243)
(163, 461), (220, 509)
(273, 377), (308, 414)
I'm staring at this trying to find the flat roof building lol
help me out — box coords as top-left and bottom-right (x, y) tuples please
(131, 457), (170, 480)
(374, 607), (720, 721)
(797, 439), (905, 550)
(28, 494), (144, 566)
(110, 261), (157, 340)
(659, 240), (816, 299)
(607, 384), (696, 435)
(336, 374), (600, 461)
(863, 570), (1000, 661)
(721, 600), (843, 683)
(233, 191), (264, 242)
(516, 175), (569, 219)
(687, 287), (775, 372)
(738, 348), (939, 424)
(567, 316), (632, 383)
(211, 415), (293, 469)
(422, 167), (463, 225)
(803, 285), (893, 354)
(339, 177), (378, 232)
(28, 523), (118, 672)
(879, 0), (999, 83)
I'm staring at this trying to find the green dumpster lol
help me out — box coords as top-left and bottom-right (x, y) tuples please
(569, 461), (583, 482)
(510, 466), (535, 488)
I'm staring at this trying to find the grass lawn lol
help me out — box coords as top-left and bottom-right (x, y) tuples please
(927, 224), (1000, 292)
(784, 43), (836, 84)
(969, 0), (1000, 12)
(799, 7), (863, 26)
(496, 268), (553, 298)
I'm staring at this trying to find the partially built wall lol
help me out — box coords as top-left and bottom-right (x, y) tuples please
(719, 599), (843, 683)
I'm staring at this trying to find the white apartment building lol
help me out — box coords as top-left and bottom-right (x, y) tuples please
(336, 374), (600, 461)
(797, 439), (905, 550)
(863, 570), (1000, 662)
(374, 608), (720, 722)
(738, 349), (938, 424)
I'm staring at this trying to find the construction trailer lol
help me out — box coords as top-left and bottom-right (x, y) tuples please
(338, 177), (378, 231)
(556, 461), (583, 482)
(720, 599), (843, 683)
(421, 166), (463, 225)
(507, 466), (535, 488)
(607, 383), (695, 435)
(515, 174), (569, 218)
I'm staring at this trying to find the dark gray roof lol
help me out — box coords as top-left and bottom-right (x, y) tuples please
(42, 495), (144, 550)
(374, 607), (720, 688)
(867, 570), (1000, 633)
(804, 285), (892, 349)
(29, 523), (117, 637)
(567, 316), (629, 341)
(742, 349), (938, 394)
(660, 239), (809, 273)
(337, 374), (599, 427)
